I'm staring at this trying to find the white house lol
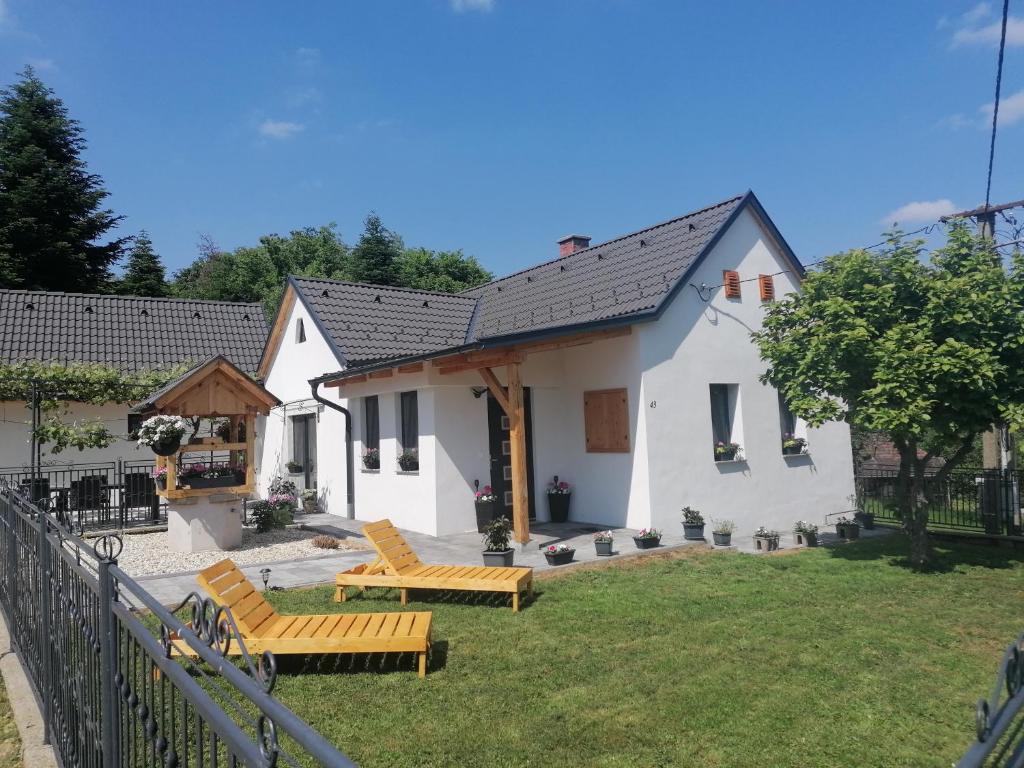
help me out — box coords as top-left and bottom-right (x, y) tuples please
(0, 289), (268, 471)
(256, 192), (855, 540)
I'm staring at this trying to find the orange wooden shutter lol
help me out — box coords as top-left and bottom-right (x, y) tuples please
(723, 270), (741, 299)
(758, 274), (775, 301)
(584, 389), (630, 453)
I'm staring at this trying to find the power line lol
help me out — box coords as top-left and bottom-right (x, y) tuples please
(985, 0), (1011, 208)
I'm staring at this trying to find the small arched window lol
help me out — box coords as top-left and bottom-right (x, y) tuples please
(295, 317), (306, 343)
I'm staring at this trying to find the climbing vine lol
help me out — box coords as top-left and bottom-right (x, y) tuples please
(0, 361), (191, 453)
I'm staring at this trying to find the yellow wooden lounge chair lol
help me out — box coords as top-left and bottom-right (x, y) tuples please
(335, 519), (534, 612)
(192, 559), (433, 677)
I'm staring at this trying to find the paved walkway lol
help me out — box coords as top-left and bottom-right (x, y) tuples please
(133, 513), (893, 606)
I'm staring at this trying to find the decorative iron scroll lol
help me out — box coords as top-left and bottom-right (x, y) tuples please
(91, 533), (123, 563)
(975, 632), (1024, 742)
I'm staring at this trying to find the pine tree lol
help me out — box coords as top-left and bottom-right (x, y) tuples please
(0, 67), (126, 292)
(117, 231), (168, 297)
(349, 212), (400, 286)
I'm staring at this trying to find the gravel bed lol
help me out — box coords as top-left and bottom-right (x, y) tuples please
(117, 528), (362, 577)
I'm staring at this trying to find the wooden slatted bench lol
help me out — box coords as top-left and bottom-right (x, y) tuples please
(188, 558), (432, 677)
(335, 519), (534, 612)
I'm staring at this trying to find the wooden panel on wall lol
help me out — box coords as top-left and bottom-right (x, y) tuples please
(583, 388), (630, 453)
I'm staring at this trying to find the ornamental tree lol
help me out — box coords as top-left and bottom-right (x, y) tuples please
(753, 224), (1024, 566)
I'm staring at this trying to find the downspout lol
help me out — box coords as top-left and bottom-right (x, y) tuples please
(310, 381), (355, 518)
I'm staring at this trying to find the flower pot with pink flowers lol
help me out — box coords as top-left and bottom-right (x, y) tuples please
(543, 543), (575, 566)
(474, 482), (498, 532)
(633, 528), (662, 549)
(547, 476), (572, 523)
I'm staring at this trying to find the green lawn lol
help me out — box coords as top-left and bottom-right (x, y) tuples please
(262, 536), (1024, 767)
(0, 674), (19, 768)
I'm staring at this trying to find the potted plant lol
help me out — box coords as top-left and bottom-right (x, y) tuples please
(681, 506), (705, 540)
(300, 488), (318, 515)
(286, 460), (303, 474)
(794, 520), (818, 547)
(151, 466), (168, 491)
(854, 510), (875, 530)
(398, 448), (419, 471)
(481, 516), (514, 567)
(215, 419), (232, 442)
(179, 463), (240, 489)
(269, 492), (296, 527)
(835, 516), (860, 540)
(474, 484), (498, 533)
(711, 519), (735, 547)
(362, 448), (380, 470)
(543, 543), (575, 566)
(547, 476), (572, 523)
(633, 528), (662, 549)
(753, 526), (780, 552)
(136, 414), (190, 456)
(714, 441), (742, 462)
(593, 530), (614, 556)
(782, 434), (807, 456)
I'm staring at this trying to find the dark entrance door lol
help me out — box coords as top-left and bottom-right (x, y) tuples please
(487, 388), (536, 520)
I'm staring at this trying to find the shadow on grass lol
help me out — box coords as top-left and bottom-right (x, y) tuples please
(341, 586), (541, 611)
(826, 530), (1024, 572)
(257, 640), (450, 678)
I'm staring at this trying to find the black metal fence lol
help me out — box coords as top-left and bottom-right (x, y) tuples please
(0, 481), (355, 767)
(857, 467), (1022, 537)
(957, 631), (1024, 767)
(0, 460), (166, 533)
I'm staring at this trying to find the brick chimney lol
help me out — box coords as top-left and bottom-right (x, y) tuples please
(557, 234), (591, 257)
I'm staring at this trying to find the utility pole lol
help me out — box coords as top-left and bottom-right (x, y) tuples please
(941, 199), (1024, 472)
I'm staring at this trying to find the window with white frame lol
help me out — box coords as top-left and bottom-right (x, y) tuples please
(709, 384), (744, 461)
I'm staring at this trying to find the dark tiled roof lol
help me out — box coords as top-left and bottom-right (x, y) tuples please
(461, 194), (744, 339)
(290, 277), (478, 366)
(298, 192), (780, 377)
(0, 290), (268, 374)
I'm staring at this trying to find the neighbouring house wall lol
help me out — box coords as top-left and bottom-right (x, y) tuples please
(258, 294), (347, 513)
(639, 207), (856, 534)
(0, 400), (149, 469)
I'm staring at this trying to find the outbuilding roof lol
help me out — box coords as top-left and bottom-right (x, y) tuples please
(0, 290), (269, 374)
(276, 190), (801, 383)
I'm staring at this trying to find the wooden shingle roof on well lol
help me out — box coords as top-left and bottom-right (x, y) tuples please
(0, 290), (269, 374)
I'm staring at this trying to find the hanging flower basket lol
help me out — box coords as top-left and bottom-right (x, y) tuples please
(137, 415), (190, 457)
(152, 436), (181, 456)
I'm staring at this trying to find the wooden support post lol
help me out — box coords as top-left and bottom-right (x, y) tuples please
(506, 361), (530, 544)
(245, 408), (256, 488)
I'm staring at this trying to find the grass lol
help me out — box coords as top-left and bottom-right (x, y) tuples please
(0, 673), (19, 768)
(258, 536), (1024, 767)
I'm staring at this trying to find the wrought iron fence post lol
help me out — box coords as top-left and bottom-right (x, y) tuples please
(96, 537), (122, 768)
(36, 507), (52, 745)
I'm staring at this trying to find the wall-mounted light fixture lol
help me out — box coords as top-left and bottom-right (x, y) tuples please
(471, 387), (488, 399)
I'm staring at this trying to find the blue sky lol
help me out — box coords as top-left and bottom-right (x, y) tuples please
(1, 1), (1021, 278)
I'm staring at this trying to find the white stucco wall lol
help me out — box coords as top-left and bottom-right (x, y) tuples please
(0, 400), (150, 469)
(258, 294), (348, 514)
(638, 208), (856, 535)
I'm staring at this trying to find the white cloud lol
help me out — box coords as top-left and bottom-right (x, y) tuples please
(0, 0), (8, 26)
(295, 47), (320, 64)
(981, 88), (1024, 127)
(951, 15), (1024, 47)
(451, 0), (494, 12)
(881, 199), (959, 226)
(964, 2), (991, 23)
(258, 119), (304, 140)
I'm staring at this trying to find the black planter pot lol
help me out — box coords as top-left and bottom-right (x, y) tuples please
(151, 436), (181, 457)
(633, 536), (661, 550)
(836, 523), (860, 540)
(482, 549), (514, 567)
(712, 531), (732, 546)
(854, 511), (875, 530)
(183, 475), (238, 490)
(715, 449), (737, 462)
(795, 531), (818, 547)
(155, 477), (167, 491)
(682, 523), (705, 540)
(782, 445), (804, 456)
(547, 493), (571, 523)
(594, 540), (614, 556)
(544, 549), (575, 566)
(475, 500), (497, 533)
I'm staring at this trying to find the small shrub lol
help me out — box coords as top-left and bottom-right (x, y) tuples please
(286, 460), (303, 473)
(681, 506), (704, 525)
(311, 534), (339, 549)
(362, 448), (380, 470)
(398, 449), (419, 471)
(249, 500), (279, 533)
(482, 515), (513, 552)
(712, 519), (735, 534)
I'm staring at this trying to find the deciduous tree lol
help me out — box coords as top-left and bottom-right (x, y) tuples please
(753, 225), (1024, 566)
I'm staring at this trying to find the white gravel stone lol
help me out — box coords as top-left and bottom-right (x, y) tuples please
(116, 527), (362, 577)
